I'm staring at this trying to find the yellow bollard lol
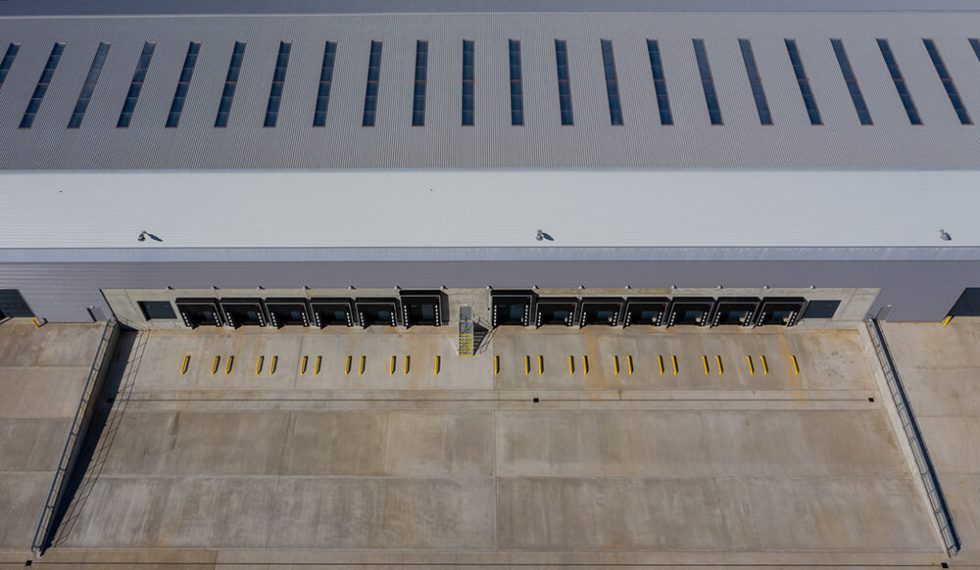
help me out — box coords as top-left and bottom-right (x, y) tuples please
(671, 355), (679, 376)
(627, 354), (634, 376)
(225, 355), (234, 375)
(538, 355), (544, 376)
(389, 355), (396, 376)
(715, 355), (723, 376)
(269, 355), (278, 375)
(210, 355), (220, 376)
(759, 355), (769, 376)
(434, 355), (440, 376)
(180, 355), (191, 376)
(32, 317), (42, 329)
(314, 355), (322, 375)
(524, 355), (530, 377)
(255, 355), (264, 375)
(745, 355), (754, 376)
(790, 354), (800, 376)
(582, 355), (589, 376)
(300, 355), (308, 376)
(701, 355), (709, 376)
(658, 355), (665, 376)
(568, 355), (575, 376)
(345, 355), (352, 376)
(404, 355), (411, 376)
(494, 355), (500, 376)
(359, 355), (366, 376)
(942, 315), (954, 328)
(612, 355), (620, 376)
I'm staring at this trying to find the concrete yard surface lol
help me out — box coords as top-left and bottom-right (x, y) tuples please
(0, 320), (108, 558)
(883, 318), (980, 568)
(0, 323), (950, 568)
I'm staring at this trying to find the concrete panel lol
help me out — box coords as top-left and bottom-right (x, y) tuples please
(723, 477), (938, 552)
(281, 411), (390, 476)
(497, 476), (936, 552)
(61, 477), (279, 548)
(267, 478), (495, 549)
(60, 476), (496, 550)
(916, 417), (980, 474)
(497, 477), (732, 551)
(384, 412), (494, 476)
(0, 369), (89, 419)
(0, 322), (104, 368)
(497, 410), (709, 478)
(702, 410), (906, 477)
(100, 411), (289, 476)
(0, 419), (71, 472)
(901, 367), (980, 417)
(0, 472), (50, 548)
(497, 410), (906, 478)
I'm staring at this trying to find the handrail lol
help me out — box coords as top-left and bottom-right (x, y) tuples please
(865, 316), (960, 557)
(30, 319), (118, 555)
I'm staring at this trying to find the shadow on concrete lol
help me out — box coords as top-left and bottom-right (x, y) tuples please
(43, 330), (147, 551)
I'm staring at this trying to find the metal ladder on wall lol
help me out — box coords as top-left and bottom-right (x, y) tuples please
(458, 306), (474, 356)
(31, 319), (118, 555)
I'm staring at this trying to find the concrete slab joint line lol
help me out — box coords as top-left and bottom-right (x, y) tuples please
(866, 316), (960, 557)
(29, 319), (120, 556)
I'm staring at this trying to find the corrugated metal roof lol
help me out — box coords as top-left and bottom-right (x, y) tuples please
(2, 10), (980, 170)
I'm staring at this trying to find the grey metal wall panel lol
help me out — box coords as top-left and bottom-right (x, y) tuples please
(3, 12), (980, 169)
(5, 0), (980, 18)
(2, 259), (978, 323)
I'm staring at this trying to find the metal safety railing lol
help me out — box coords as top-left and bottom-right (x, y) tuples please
(865, 316), (960, 557)
(31, 319), (119, 555)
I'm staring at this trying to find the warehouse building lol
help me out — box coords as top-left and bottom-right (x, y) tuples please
(1, 0), (980, 327)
